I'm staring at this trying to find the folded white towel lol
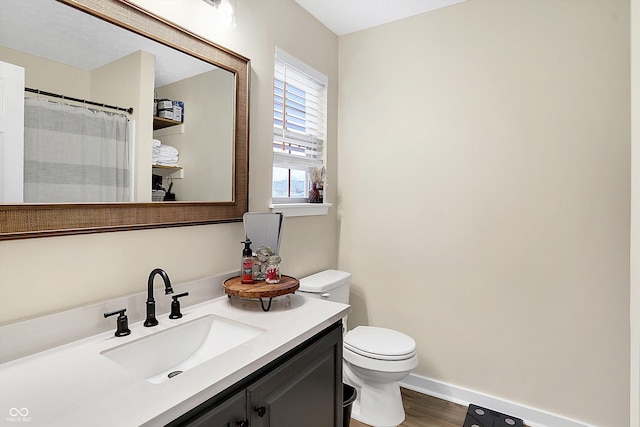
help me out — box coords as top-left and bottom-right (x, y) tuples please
(159, 145), (178, 155)
(156, 160), (180, 167)
(156, 156), (178, 162)
(152, 142), (180, 167)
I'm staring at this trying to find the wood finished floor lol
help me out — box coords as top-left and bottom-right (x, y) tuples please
(349, 388), (468, 427)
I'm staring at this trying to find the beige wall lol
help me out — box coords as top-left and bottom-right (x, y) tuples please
(0, 46), (90, 97)
(338, 1), (630, 426)
(0, 0), (339, 323)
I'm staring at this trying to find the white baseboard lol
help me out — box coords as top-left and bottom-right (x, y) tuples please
(400, 373), (594, 427)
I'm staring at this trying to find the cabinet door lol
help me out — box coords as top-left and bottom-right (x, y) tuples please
(248, 326), (342, 427)
(182, 390), (248, 427)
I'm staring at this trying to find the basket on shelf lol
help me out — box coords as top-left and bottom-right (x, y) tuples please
(151, 190), (166, 202)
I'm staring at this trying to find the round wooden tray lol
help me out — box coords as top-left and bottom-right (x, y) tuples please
(223, 275), (299, 311)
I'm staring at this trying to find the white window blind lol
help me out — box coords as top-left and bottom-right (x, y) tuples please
(273, 48), (327, 198)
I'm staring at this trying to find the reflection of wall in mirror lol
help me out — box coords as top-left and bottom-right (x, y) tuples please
(0, 46), (90, 96)
(0, 47), (153, 202)
(91, 50), (155, 202)
(155, 68), (234, 202)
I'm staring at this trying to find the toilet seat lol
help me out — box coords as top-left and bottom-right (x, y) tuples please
(344, 326), (416, 361)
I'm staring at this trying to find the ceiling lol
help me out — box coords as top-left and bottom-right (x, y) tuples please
(0, 0), (215, 87)
(294, 0), (467, 36)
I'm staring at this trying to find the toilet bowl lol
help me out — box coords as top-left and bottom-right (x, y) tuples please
(298, 270), (418, 427)
(343, 326), (418, 427)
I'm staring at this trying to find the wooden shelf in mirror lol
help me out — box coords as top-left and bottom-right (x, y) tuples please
(152, 165), (183, 178)
(153, 116), (183, 130)
(152, 165), (183, 170)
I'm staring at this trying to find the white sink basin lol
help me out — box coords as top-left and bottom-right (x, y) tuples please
(101, 314), (264, 384)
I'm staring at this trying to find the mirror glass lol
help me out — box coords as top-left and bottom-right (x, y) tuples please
(243, 213), (285, 254)
(0, 0), (249, 239)
(0, 0), (234, 203)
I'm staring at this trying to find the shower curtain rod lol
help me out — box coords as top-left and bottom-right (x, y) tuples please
(25, 87), (134, 114)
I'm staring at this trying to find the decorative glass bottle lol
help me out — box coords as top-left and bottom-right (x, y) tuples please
(254, 246), (273, 281)
(265, 255), (281, 284)
(309, 183), (319, 203)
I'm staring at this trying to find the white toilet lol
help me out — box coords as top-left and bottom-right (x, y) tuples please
(298, 270), (418, 427)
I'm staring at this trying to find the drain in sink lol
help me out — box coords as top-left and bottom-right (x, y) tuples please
(168, 371), (183, 378)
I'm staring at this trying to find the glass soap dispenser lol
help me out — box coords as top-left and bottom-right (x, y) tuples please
(241, 239), (254, 284)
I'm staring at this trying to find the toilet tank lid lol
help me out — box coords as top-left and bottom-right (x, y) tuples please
(299, 269), (351, 293)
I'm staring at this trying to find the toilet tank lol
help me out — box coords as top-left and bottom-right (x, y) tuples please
(298, 269), (351, 304)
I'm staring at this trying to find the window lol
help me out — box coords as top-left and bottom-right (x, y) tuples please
(272, 47), (328, 203)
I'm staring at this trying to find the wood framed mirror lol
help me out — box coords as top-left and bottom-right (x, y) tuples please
(0, 0), (249, 240)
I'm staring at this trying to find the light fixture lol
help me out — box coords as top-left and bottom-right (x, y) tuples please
(202, 0), (236, 27)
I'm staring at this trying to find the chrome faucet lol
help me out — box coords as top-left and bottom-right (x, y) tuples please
(144, 268), (174, 327)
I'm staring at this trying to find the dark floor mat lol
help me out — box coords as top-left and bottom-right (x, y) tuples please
(463, 404), (524, 427)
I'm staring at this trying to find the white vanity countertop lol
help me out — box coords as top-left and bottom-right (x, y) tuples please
(0, 295), (349, 426)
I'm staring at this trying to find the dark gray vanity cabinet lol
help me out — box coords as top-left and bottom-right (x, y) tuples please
(247, 326), (340, 427)
(181, 391), (247, 427)
(171, 321), (343, 427)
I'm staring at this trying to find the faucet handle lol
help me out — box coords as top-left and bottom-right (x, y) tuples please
(169, 292), (189, 319)
(104, 308), (131, 337)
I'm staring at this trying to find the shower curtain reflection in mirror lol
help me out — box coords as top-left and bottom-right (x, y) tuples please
(23, 98), (131, 203)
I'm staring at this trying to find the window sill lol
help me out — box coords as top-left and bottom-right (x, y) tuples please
(269, 202), (332, 217)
